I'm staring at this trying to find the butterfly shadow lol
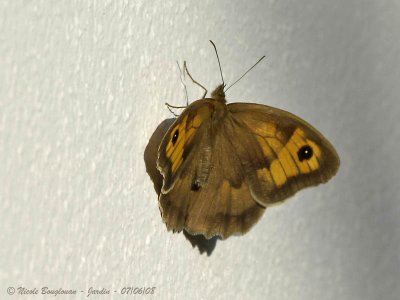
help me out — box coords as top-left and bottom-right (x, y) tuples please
(144, 118), (219, 256)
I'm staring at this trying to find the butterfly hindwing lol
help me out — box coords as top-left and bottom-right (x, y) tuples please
(158, 115), (265, 239)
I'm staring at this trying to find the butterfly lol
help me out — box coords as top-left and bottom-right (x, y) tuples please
(156, 42), (340, 239)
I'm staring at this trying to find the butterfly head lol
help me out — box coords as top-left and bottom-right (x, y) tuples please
(210, 84), (226, 103)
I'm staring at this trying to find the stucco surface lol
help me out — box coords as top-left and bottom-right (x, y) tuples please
(1, 1), (399, 299)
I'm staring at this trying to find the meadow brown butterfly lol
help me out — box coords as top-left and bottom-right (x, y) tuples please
(156, 41), (340, 239)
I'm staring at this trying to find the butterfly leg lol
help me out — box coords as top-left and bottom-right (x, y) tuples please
(164, 102), (187, 117)
(176, 61), (189, 106)
(164, 61), (191, 117)
(184, 61), (208, 99)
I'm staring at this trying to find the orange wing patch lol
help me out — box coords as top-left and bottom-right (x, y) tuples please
(257, 128), (322, 187)
(270, 160), (287, 187)
(253, 121), (277, 137)
(165, 106), (211, 174)
(257, 168), (273, 184)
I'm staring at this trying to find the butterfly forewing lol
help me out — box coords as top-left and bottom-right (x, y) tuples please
(228, 102), (340, 206)
(157, 99), (215, 193)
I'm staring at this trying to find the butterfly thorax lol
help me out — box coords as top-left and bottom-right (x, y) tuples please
(210, 84), (226, 103)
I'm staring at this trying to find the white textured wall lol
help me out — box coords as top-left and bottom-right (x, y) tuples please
(1, 1), (400, 299)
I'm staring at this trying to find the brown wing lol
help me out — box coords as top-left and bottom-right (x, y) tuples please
(158, 114), (265, 239)
(157, 101), (339, 239)
(227, 102), (340, 206)
(157, 99), (215, 193)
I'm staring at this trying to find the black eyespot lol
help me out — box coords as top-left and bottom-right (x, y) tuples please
(298, 145), (313, 161)
(191, 180), (201, 191)
(172, 129), (179, 145)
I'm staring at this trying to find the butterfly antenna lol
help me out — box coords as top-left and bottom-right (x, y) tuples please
(225, 55), (266, 92)
(210, 40), (225, 86)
